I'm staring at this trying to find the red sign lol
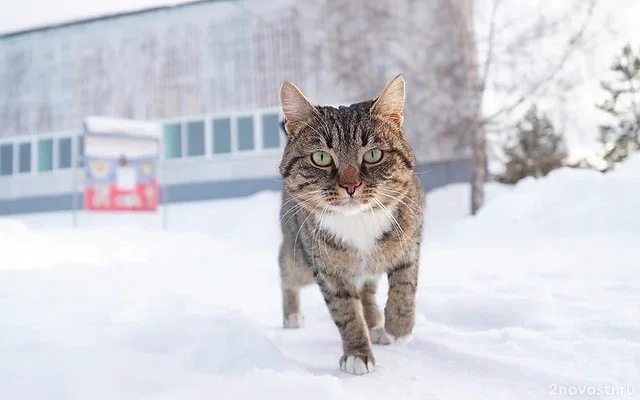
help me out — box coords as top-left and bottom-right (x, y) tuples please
(81, 117), (161, 214)
(84, 182), (159, 212)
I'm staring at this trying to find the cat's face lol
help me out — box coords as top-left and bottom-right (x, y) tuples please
(279, 75), (416, 216)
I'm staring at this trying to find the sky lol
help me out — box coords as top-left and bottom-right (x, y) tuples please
(0, 0), (192, 34)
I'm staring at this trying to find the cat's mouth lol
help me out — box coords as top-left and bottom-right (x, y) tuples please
(326, 197), (371, 215)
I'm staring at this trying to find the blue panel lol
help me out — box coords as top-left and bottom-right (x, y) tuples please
(58, 137), (72, 169)
(163, 123), (182, 159)
(0, 144), (13, 176)
(77, 136), (85, 167)
(38, 139), (53, 172)
(237, 116), (254, 151)
(212, 118), (231, 154)
(187, 120), (205, 157)
(261, 113), (281, 149)
(18, 142), (31, 173)
(0, 158), (475, 216)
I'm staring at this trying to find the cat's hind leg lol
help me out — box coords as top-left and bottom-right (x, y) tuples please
(279, 242), (314, 329)
(282, 287), (304, 328)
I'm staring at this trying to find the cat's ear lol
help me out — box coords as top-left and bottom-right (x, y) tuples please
(371, 74), (405, 126)
(280, 81), (317, 135)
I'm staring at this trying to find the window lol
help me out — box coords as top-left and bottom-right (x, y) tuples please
(237, 116), (254, 151)
(58, 137), (72, 169)
(163, 123), (182, 159)
(38, 138), (53, 172)
(77, 135), (84, 167)
(187, 120), (205, 157)
(212, 118), (231, 154)
(0, 144), (13, 176)
(262, 113), (281, 149)
(18, 142), (31, 173)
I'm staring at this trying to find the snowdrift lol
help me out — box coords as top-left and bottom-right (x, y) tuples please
(0, 156), (638, 399)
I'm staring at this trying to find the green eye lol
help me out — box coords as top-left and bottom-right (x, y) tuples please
(363, 148), (383, 164)
(311, 151), (333, 167)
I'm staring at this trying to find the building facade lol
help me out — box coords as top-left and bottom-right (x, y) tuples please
(0, 0), (475, 216)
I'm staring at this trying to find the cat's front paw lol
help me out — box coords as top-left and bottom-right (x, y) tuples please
(385, 317), (415, 344)
(387, 332), (414, 345)
(378, 322), (414, 345)
(370, 325), (392, 345)
(339, 354), (376, 375)
(283, 313), (304, 329)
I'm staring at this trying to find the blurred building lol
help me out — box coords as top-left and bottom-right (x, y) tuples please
(0, 0), (476, 215)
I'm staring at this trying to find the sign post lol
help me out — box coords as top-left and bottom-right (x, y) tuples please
(77, 116), (164, 227)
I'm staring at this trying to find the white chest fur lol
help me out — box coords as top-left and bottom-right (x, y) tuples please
(318, 207), (395, 255)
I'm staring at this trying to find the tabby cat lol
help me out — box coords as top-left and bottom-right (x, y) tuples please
(277, 75), (425, 375)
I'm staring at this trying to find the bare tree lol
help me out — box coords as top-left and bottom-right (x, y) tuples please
(469, 0), (600, 213)
(470, 0), (602, 213)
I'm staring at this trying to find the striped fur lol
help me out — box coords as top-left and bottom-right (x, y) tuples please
(277, 75), (425, 375)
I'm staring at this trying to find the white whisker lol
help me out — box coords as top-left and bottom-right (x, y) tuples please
(373, 197), (409, 255)
(375, 189), (424, 227)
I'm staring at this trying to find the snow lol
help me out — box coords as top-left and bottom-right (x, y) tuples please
(1, 156), (639, 399)
(83, 116), (162, 138)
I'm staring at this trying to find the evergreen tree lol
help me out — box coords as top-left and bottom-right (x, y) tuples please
(498, 104), (568, 184)
(596, 44), (640, 165)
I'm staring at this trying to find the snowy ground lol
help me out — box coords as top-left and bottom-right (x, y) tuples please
(1, 157), (639, 400)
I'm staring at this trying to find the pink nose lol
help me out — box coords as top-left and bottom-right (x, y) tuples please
(339, 181), (361, 196)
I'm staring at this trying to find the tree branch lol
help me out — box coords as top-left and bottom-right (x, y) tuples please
(480, 0), (599, 125)
(478, 0), (501, 95)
